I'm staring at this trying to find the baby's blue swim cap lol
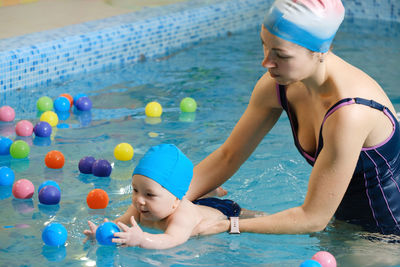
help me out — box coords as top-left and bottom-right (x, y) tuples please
(132, 144), (193, 199)
(263, 0), (345, 53)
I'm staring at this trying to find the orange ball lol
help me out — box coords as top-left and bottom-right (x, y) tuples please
(60, 93), (73, 107)
(86, 189), (109, 209)
(45, 150), (65, 169)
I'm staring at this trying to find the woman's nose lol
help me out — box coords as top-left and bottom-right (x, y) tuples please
(261, 51), (276, 68)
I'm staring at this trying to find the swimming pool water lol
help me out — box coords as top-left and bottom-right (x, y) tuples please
(0, 18), (400, 266)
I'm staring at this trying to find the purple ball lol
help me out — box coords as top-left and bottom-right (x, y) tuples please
(75, 97), (92, 111)
(92, 159), (112, 177)
(78, 156), (96, 174)
(34, 121), (52, 137)
(38, 185), (61, 205)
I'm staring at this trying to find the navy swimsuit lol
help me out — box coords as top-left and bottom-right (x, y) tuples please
(277, 84), (400, 234)
(193, 198), (241, 218)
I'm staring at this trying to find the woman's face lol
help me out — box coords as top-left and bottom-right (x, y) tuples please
(260, 25), (320, 85)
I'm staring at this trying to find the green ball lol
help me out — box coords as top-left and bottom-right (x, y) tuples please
(180, 97), (197, 113)
(10, 140), (30, 159)
(37, 96), (53, 112)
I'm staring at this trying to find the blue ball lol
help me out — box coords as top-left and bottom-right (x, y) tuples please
(42, 223), (67, 246)
(54, 97), (70, 112)
(38, 180), (61, 194)
(78, 156), (96, 174)
(73, 93), (88, 107)
(75, 96), (92, 111)
(39, 185), (61, 205)
(0, 166), (14, 186)
(34, 121), (52, 137)
(0, 137), (13, 155)
(92, 159), (112, 177)
(299, 260), (322, 267)
(96, 222), (120, 246)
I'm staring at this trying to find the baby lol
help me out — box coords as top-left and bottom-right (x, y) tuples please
(84, 144), (262, 249)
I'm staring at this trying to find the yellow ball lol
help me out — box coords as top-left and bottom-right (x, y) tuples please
(40, 111), (58, 127)
(114, 143), (134, 161)
(145, 101), (162, 117)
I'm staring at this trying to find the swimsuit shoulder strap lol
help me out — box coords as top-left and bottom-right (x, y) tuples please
(276, 84), (288, 110)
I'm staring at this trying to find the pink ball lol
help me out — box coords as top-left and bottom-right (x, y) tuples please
(0, 106), (16, 122)
(15, 120), (34, 136)
(312, 251), (336, 267)
(12, 179), (34, 199)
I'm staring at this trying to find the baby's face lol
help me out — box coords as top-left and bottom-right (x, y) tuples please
(131, 174), (179, 221)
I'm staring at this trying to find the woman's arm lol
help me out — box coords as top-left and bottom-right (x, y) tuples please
(186, 73), (283, 201)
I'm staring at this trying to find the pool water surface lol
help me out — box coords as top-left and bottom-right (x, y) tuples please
(0, 18), (400, 266)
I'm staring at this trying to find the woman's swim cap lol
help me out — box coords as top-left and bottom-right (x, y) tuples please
(132, 144), (193, 199)
(263, 0), (345, 52)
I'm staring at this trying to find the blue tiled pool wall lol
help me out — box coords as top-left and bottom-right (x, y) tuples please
(0, 0), (399, 95)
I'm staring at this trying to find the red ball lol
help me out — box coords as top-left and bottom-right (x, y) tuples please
(45, 150), (65, 169)
(86, 189), (109, 209)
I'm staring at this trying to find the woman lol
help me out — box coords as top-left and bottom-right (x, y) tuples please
(186, 0), (400, 235)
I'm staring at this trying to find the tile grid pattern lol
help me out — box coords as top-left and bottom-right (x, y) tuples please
(0, 0), (398, 93)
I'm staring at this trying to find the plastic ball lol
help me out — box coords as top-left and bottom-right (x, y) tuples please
(56, 111), (70, 121)
(75, 96), (92, 111)
(92, 159), (112, 177)
(86, 188), (109, 209)
(0, 166), (15, 186)
(0, 136), (13, 155)
(114, 143), (134, 161)
(145, 101), (162, 117)
(54, 96), (70, 112)
(96, 222), (120, 246)
(15, 120), (34, 137)
(38, 180), (61, 194)
(73, 93), (87, 106)
(10, 140), (30, 159)
(180, 97), (197, 112)
(37, 96), (54, 112)
(42, 223), (67, 246)
(12, 179), (34, 199)
(34, 121), (52, 137)
(39, 185), (61, 205)
(312, 251), (337, 267)
(60, 93), (73, 107)
(0, 106), (15, 122)
(45, 150), (65, 169)
(40, 111), (58, 127)
(78, 156), (96, 174)
(300, 260), (322, 267)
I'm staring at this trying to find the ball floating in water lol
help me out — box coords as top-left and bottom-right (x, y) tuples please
(42, 223), (67, 246)
(12, 179), (34, 199)
(34, 121), (52, 137)
(114, 143), (134, 161)
(38, 180), (61, 194)
(180, 97), (197, 112)
(87, 188), (109, 209)
(73, 93), (87, 107)
(300, 260), (322, 267)
(92, 159), (112, 177)
(37, 96), (54, 112)
(78, 156), (96, 174)
(60, 93), (73, 107)
(40, 111), (58, 127)
(145, 101), (162, 117)
(45, 150), (65, 169)
(15, 120), (34, 137)
(39, 185), (61, 205)
(0, 106), (15, 122)
(96, 221), (120, 246)
(0, 166), (15, 186)
(10, 140), (30, 159)
(312, 251), (336, 267)
(0, 137), (13, 155)
(75, 96), (92, 111)
(54, 96), (70, 112)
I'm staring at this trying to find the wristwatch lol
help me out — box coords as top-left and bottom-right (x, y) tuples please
(229, 217), (240, 234)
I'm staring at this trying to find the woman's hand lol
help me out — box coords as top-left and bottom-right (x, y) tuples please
(113, 216), (144, 247)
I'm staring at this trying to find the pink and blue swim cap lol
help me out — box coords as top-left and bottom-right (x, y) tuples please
(263, 0), (345, 52)
(132, 144), (193, 199)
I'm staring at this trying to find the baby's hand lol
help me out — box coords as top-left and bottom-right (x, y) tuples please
(113, 216), (143, 247)
(83, 218), (109, 243)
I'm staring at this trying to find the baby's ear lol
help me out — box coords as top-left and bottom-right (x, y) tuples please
(172, 197), (180, 209)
